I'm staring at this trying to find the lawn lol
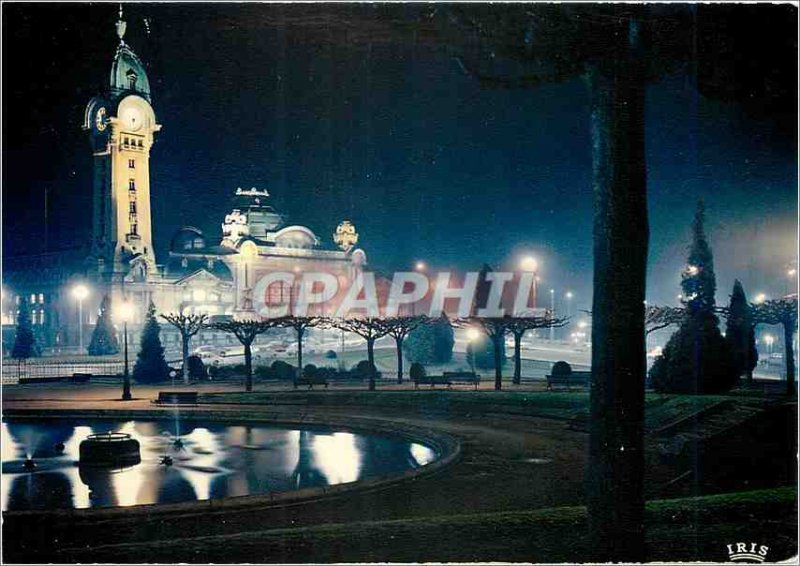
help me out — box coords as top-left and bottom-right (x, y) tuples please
(54, 487), (796, 563)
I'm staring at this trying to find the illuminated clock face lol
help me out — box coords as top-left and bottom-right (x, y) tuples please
(122, 107), (143, 132)
(95, 107), (107, 131)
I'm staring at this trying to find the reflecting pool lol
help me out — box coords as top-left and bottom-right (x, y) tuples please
(1, 418), (437, 511)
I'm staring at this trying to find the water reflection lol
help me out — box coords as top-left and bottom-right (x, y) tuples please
(1, 419), (438, 511)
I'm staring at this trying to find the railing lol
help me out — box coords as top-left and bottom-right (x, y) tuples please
(2, 359), (125, 384)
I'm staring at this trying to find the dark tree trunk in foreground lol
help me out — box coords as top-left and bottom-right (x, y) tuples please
(367, 338), (376, 391)
(493, 334), (503, 390)
(784, 322), (796, 395)
(395, 337), (404, 383)
(181, 335), (190, 385)
(513, 332), (522, 384)
(587, 16), (648, 563)
(244, 342), (253, 392)
(296, 328), (304, 384)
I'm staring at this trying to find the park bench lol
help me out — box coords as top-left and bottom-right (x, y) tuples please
(413, 374), (451, 389)
(154, 391), (198, 405)
(546, 370), (591, 391)
(443, 371), (481, 390)
(70, 373), (92, 383)
(294, 376), (329, 389)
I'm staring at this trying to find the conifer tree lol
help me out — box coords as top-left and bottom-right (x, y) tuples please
(88, 294), (119, 355)
(724, 280), (758, 382)
(650, 202), (737, 393)
(133, 302), (170, 383)
(12, 296), (37, 359)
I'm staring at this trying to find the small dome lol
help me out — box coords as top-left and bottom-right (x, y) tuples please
(110, 43), (151, 101)
(171, 227), (206, 252)
(274, 226), (318, 249)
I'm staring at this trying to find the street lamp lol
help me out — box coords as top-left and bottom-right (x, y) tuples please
(412, 261), (428, 316)
(466, 328), (480, 374)
(118, 299), (134, 401)
(754, 293), (767, 305)
(519, 256), (539, 309)
(787, 268), (797, 295)
(549, 288), (556, 342)
(71, 284), (90, 353)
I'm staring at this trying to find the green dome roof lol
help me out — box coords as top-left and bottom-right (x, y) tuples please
(110, 42), (151, 102)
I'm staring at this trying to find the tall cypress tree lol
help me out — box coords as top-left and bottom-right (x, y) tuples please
(133, 302), (170, 383)
(650, 202), (737, 393)
(88, 294), (119, 355)
(12, 296), (37, 359)
(682, 200), (716, 314)
(725, 280), (758, 382)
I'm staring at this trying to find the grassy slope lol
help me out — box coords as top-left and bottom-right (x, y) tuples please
(200, 388), (759, 430)
(56, 487), (796, 563)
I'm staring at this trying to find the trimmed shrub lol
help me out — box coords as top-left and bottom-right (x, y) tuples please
(324, 350), (338, 359)
(551, 361), (572, 376)
(404, 314), (454, 364)
(409, 362), (426, 381)
(187, 355), (206, 380)
(271, 359), (295, 380)
(352, 360), (379, 380)
(303, 364), (318, 378)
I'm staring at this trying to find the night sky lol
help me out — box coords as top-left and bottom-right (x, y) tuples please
(3, 4), (797, 313)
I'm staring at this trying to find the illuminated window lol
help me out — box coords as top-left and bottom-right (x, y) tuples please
(38, 293), (44, 304)
(128, 159), (135, 169)
(129, 179), (135, 190)
(130, 202), (137, 214)
(131, 224), (138, 236)
(30, 294), (36, 303)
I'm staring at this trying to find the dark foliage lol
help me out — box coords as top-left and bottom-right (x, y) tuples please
(352, 360), (380, 380)
(12, 297), (38, 359)
(551, 361), (572, 376)
(724, 280), (758, 380)
(133, 303), (170, 384)
(303, 364), (318, 378)
(87, 294), (119, 356)
(469, 333), (506, 369)
(651, 203), (737, 394)
(650, 312), (738, 394)
(325, 350), (337, 359)
(409, 362), (426, 380)
(187, 355), (206, 380)
(404, 313), (454, 364)
(270, 360), (296, 380)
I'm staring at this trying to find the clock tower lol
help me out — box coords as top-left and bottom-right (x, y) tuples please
(84, 7), (160, 283)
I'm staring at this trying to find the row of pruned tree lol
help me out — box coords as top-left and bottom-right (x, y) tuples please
(159, 312), (566, 392)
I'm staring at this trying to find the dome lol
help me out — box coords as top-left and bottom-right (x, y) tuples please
(110, 43), (151, 101)
(171, 227), (206, 252)
(274, 226), (318, 249)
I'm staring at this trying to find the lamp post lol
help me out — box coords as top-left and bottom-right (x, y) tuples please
(71, 284), (89, 353)
(413, 261), (427, 316)
(754, 293), (767, 305)
(466, 328), (480, 375)
(764, 334), (775, 358)
(549, 289), (556, 342)
(118, 299), (134, 401)
(519, 256), (539, 310)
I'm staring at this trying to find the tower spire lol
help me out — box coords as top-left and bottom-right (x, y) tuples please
(116, 3), (127, 43)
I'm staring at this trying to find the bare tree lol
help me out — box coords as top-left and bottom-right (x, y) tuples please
(210, 319), (276, 392)
(644, 305), (685, 335)
(752, 297), (798, 394)
(273, 315), (324, 386)
(505, 315), (568, 384)
(161, 313), (207, 384)
(327, 317), (390, 390)
(381, 316), (427, 383)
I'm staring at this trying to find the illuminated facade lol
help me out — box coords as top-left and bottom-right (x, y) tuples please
(2, 10), (367, 352)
